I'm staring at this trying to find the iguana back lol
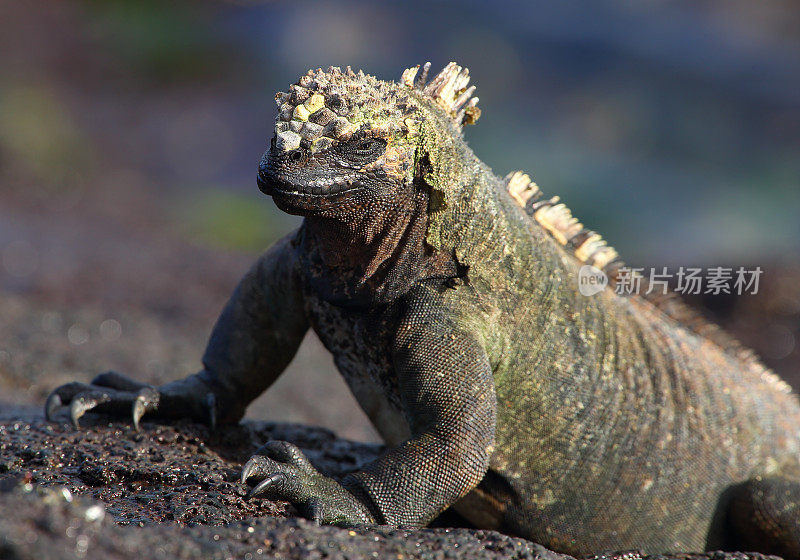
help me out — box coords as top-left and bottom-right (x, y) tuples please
(397, 63), (800, 552)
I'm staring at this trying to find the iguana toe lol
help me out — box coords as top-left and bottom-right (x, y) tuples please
(132, 387), (160, 431)
(241, 455), (271, 484)
(69, 391), (112, 428)
(241, 441), (374, 526)
(91, 370), (151, 392)
(259, 440), (315, 472)
(45, 372), (218, 429)
(248, 472), (289, 499)
(44, 392), (62, 422)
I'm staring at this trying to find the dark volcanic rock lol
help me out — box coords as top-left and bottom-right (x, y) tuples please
(0, 482), (571, 560)
(0, 418), (380, 526)
(0, 417), (562, 559)
(0, 417), (784, 560)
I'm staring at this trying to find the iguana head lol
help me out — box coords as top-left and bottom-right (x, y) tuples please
(257, 63), (480, 219)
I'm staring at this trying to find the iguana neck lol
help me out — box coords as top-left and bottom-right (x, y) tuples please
(421, 124), (571, 316)
(298, 184), (456, 308)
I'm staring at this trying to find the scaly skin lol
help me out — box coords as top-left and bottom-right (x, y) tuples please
(47, 63), (800, 558)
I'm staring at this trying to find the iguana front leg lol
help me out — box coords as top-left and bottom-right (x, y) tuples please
(243, 299), (497, 526)
(45, 233), (309, 429)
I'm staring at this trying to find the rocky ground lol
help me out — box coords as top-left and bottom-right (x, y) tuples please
(0, 413), (582, 559)
(0, 417), (783, 560)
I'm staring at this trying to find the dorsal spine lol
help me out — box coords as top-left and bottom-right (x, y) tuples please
(504, 170), (790, 394)
(505, 171), (621, 273)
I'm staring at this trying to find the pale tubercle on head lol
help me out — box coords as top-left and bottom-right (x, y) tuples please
(270, 62), (481, 154)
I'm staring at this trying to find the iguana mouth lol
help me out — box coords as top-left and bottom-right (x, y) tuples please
(257, 146), (366, 201)
(257, 171), (364, 211)
(258, 172), (364, 198)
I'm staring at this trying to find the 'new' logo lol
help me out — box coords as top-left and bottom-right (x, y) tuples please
(578, 265), (608, 296)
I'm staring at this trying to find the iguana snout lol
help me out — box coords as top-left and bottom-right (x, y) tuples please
(257, 133), (394, 217)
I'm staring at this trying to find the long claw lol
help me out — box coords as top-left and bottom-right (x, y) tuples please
(204, 393), (216, 431)
(45, 393), (62, 422)
(132, 398), (144, 432)
(70, 394), (111, 428)
(131, 395), (147, 432)
(132, 387), (159, 432)
(241, 456), (271, 484)
(241, 459), (259, 484)
(307, 498), (324, 525)
(248, 473), (287, 499)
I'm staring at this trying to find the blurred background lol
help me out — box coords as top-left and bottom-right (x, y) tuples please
(1, 0), (798, 442)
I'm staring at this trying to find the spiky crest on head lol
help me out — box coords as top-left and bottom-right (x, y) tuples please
(270, 62), (481, 156)
(272, 65), (414, 154)
(400, 62), (481, 127)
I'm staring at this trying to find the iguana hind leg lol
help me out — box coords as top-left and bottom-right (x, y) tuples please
(727, 475), (800, 560)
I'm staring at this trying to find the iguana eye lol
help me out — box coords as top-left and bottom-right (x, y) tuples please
(336, 136), (386, 163)
(351, 137), (384, 155)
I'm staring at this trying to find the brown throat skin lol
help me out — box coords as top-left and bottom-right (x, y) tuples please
(45, 63), (800, 560)
(290, 179), (459, 308)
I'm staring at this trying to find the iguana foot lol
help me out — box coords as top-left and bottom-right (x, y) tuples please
(241, 440), (374, 526)
(45, 371), (216, 430)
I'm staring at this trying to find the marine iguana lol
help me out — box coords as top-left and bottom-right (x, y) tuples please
(46, 62), (800, 558)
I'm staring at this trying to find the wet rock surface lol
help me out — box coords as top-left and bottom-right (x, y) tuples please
(0, 416), (563, 559)
(0, 416), (784, 560)
(0, 417), (379, 526)
(0, 482), (572, 560)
